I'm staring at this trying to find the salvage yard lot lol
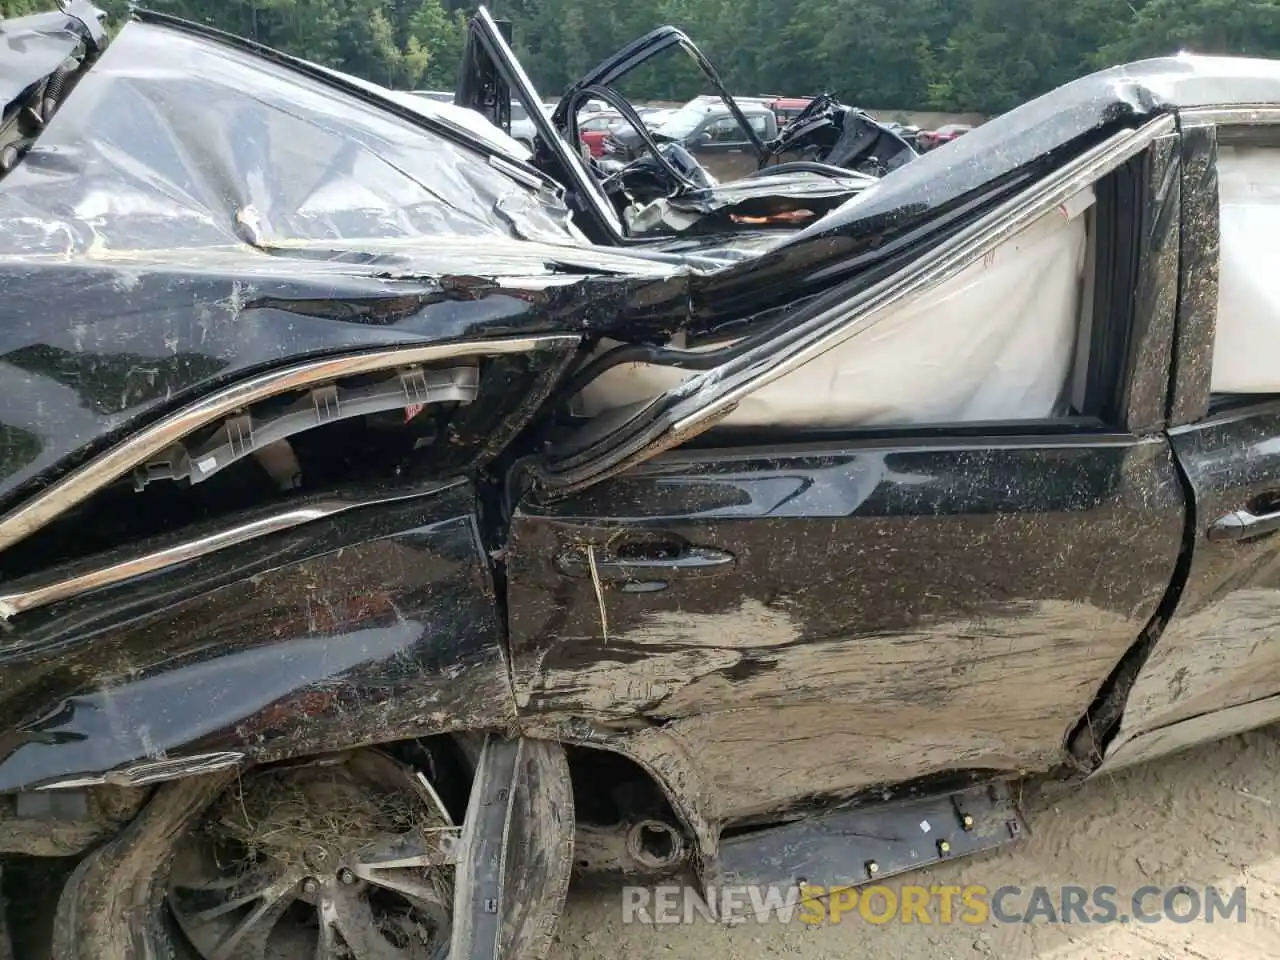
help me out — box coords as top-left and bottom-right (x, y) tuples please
(552, 730), (1280, 960)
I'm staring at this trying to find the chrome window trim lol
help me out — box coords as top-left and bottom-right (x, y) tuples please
(1181, 106), (1280, 128)
(0, 335), (578, 557)
(0, 484), (458, 621)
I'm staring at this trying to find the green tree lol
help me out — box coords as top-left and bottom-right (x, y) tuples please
(407, 0), (467, 88)
(3, 0), (1280, 112)
(1098, 0), (1280, 63)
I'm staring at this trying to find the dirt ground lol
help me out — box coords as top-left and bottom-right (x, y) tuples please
(6, 728), (1278, 958)
(550, 728), (1280, 960)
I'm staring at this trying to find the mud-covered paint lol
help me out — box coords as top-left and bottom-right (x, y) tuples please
(1106, 401), (1280, 759)
(1167, 123), (1221, 427)
(507, 435), (1186, 822)
(2, 5), (1280, 874)
(1100, 692), (1280, 770)
(0, 480), (514, 793)
(1124, 133), (1181, 434)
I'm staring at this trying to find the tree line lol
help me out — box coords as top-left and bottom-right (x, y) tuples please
(3, 0), (1279, 114)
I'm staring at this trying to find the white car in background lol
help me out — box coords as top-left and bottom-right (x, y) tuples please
(509, 100), (556, 149)
(509, 99), (610, 149)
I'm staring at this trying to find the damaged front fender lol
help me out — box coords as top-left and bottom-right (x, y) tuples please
(0, 478), (515, 794)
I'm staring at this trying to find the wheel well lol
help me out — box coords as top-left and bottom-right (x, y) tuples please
(564, 745), (680, 827)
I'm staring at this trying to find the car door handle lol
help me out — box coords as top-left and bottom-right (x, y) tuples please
(1207, 508), (1280, 543)
(556, 544), (736, 581)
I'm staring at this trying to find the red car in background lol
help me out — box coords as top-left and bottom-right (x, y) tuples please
(766, 96), (812, 124)
(917, 123), (973, 151)
(578, 112), (622, 157)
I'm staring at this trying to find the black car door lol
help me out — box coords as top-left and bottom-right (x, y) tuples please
(1099, 117), (1280, 771)
(504, 127), (1191, 825)
(506, 437), (1184, 823)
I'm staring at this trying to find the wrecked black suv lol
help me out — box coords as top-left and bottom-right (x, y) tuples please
(3, 3), (1280, 959)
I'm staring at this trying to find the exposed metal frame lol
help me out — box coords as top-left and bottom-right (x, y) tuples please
(0, 335), (578, 557)
(460, 7), (625, 243)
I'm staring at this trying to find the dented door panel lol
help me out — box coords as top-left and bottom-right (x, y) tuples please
(506, 434), (1186, 822)
(1104, 401), (1280, 767)
(0, 479), (514, 793)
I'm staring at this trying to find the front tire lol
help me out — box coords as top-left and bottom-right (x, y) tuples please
(52, 739), (572, 960)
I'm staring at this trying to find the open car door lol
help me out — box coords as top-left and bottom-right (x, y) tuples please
(454, 7), (881, 243)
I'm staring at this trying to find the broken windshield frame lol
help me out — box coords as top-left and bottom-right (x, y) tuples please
(552, 24), (769, 165)
(458, 6), (784, 246)
(457, 6), (627, 243)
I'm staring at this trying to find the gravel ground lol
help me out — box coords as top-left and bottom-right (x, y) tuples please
(551, 728), (1280, 960)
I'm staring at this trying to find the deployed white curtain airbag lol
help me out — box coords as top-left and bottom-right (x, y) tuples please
(577, 188), (1094, 426)
(1212, 146), (1280, 394)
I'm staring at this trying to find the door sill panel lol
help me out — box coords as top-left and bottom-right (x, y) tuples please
(702, 782), (1023, 895)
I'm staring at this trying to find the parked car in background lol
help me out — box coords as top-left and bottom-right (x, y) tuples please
(767, 96), (812, 124)
(509, 99), (556, 148)
(883, 120), (923, 149)
(607, 101), (778, 181)
(917, 122), (973, 150)
(578, 110), (623, 156)
(510, 100), (611, 151)
(637, 106), (675, 128)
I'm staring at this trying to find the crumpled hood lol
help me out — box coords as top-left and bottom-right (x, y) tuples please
(0, 19), (577, 260)
(0, 17), (703, 510)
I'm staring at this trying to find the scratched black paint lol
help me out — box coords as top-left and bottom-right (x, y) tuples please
(506, 437), (1186, 819)
(0, 480), (514, 791)
(0, 4), (1277, 879)
(1123, 133), (1181, 434)
(1103, 402), (1280, 762)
